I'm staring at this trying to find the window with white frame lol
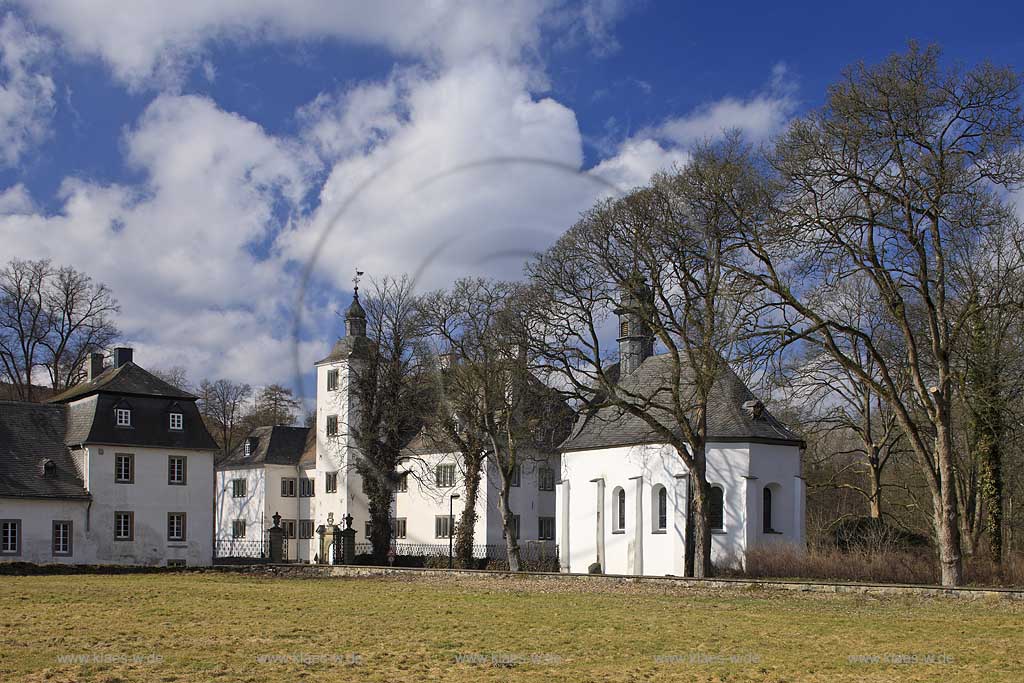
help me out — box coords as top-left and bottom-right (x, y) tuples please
(115, 407), (132, 427)
(538, 466), (555, 491)
(232, 520), (246, 539)
(169, 412), (183, 431)
(168, 456), (186, 485)
(653, 484), (667, 532)
(281, 519), (297, 539)
(435, 515), (454, 538)
(612, 487), (626, 532)
(435, 463), (456, 488)
(243, 439), (252, 457)
(280, 478), (297, 497)
(392, 518), (407, 539)
(0, 520), (20, 555)
(114, 511), (134, 540)
(538, 516), (555, 540)
(325, 472), (338, 493)
(115, 453), (134, 483)
(709, 486), (725, 531)
(52, 520), (72, 556)
(299, 478), (314, 497)
(232, 478), (246, 498)
(167, 512), (186, 542)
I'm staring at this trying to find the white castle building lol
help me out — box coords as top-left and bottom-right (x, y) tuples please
(214, 291), (559, 562)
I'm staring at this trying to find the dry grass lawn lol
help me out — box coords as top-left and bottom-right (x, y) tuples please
(2, 571), (1022, 682)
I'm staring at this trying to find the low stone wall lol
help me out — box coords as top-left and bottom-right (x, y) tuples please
(213, 563), (1024, 601)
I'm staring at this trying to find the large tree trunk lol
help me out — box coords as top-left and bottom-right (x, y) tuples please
(367, 489), (392, 565)
(867, 451), (882, 520)
(454, 457), (482, 568)
(498, 478), (522, 572)
(690, 476), (713, 579)
(935, 424), (965, 587)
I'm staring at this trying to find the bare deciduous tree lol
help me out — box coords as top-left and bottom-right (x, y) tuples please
(0, 258), (119, 401)
(529, 144), (758, 578)
(740, 44), (1024, 585)
(198, 379), (253, 463)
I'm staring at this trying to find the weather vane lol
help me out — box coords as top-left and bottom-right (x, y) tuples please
(352, 269), (364, 296)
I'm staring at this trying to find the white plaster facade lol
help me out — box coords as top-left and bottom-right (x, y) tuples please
(556, 441), (805, 575)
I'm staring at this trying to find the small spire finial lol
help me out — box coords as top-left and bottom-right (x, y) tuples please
(352, 269), (364, 298)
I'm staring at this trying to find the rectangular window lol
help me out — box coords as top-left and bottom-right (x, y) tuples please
(325, 472), (338, 493)
(397, 472), (408, 492)
(392, 518), (407, 539)
(167, 512), (186, 542)
(168, 456), (187, 485)
(114, 453), (134, 483)
(326, 415), (339, 436)
(365, 520), (373, 539)
(52, 520), (73, 556)
(435, 463), (456, 488)
(538, 466), (555, 491)
(299, 520), (314, 539)
(503, 514), (520, 540)
(434, 515), (454, 539)
(114, 511), (134, 541)
(232, 520), (246, 539)
(282, 519), (297, 539)
(299, 478), (315, 497)
(510, 465), (521, 487)
(0, 520), (21, 555)
(327, 369), (339, 391)
(169, 412), (183, 431)
(280, 478), (296, 497)
(115, 408), (132, 427)
(243, 439), (252, 457)
(538, 516), (555, 541)
(232, 478), (247, 498)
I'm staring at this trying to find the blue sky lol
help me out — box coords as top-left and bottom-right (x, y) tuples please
(1, 0), (1022, 402)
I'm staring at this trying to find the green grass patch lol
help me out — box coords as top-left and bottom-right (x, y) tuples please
(1, 571), (1021, 682)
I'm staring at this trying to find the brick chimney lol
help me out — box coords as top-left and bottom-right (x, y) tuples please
(114, 347), (133, 368)
(87, 352), (105, 381)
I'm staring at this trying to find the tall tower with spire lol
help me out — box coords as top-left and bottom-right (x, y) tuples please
(312, 270), (371, 530)
(614, 275), (655, 376)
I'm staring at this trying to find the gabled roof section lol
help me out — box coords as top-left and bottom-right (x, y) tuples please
(48, 362), (196, 403)
(218, 425), (311, 469)
(0, 401), (89, 499)
(561, 354), (803, 452)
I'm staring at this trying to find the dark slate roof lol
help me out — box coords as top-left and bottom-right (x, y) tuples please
(218, 425), (311, 469)
(561, 354), (803, 451)
(63, 394), (218, 450)
(315, 335), (373, 365)
(0, 401), (89, 499)
(48, 362), (196, 403)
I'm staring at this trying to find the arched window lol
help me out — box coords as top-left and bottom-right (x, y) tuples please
(709, 486), (725, 531)
(652, 484), (667, 531)
(612, 487), (626, 531)
(763, 486), (774, 533)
